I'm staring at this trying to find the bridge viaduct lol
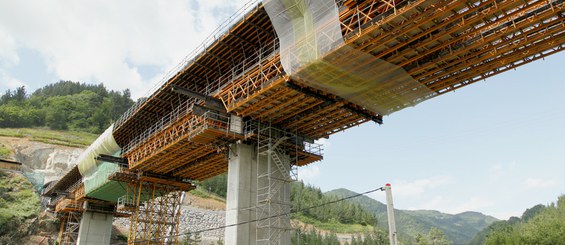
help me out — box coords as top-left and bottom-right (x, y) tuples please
(41, 0), (565, 244)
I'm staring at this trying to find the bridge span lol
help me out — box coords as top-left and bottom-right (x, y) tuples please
(42, 0), (565, 244)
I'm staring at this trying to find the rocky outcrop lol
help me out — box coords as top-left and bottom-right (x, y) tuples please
(1, 138), (83, 183)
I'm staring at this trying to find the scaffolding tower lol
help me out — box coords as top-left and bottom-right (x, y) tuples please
(255, 124), (298, 245)
(58, 212), (82, 245)
(115, 172), (192, 245)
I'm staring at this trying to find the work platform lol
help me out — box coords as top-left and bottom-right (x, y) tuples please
(44, 0), (565, 244)
(113, 0), (565, 179)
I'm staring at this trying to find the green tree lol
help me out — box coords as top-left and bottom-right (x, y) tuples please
(483, 195), (565, 245)
(0, 81), (134, 132)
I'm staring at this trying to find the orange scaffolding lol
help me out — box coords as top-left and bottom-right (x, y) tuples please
(113, 172), (194, 245)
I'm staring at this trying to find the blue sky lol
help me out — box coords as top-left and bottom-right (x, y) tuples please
(1, 0), (564, 220)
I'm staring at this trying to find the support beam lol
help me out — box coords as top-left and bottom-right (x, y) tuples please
(170, 85), (226, 112)
(285, 82), (383, 124)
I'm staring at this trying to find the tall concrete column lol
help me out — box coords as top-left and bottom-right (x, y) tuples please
(76, 211), (113, 245)
(225, 143), (257, 245)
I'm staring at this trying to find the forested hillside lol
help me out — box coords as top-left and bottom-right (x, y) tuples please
(198, 175), (385, 243)
(199, 175), (378, 230)
(325, 188), (497, 244)
(0, 81), (134, 133)
(291, 182), (377, 227)
(470, 195), (565, 244)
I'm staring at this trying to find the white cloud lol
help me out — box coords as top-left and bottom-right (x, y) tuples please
(0, 70), (26, 90)
(445, 196), (494, 214)
(0, 29), (19, 67)
(525, 178), (560, 189)
(298, 164), (321, 184)
(489, 161), (516, 178)
(418, 196), (445, 210)
(0, 27), (23, 90)
(392, 175), (451, 197)
(0, 0), (247, 97)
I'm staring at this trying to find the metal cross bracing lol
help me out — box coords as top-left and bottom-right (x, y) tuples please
(243, 120), (324, 167)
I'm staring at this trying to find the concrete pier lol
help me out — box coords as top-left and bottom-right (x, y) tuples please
(224, 142), (291, 245)
(76, 211), (113, 245)
(225, 143), (258, 245)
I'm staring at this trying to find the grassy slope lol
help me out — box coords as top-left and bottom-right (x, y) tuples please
(0, 143), (10, 158)
(325, 188), (498, 244)
(0, 171), (41, 243)
(0, 128), (98, 147)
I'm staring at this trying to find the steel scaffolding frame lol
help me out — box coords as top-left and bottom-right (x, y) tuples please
(255, 123), (299, 245)
(119, 179), (185, 245)
(58, 212), (82, 245)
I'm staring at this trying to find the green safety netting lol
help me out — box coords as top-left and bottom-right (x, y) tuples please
(82, 159), (125, 202)
(293, 45), (436, 115)
(22, 170), (45, 192)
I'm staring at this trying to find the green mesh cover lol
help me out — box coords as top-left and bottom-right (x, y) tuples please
(86, 179), (127, 202)
(82, 150), (128, 202)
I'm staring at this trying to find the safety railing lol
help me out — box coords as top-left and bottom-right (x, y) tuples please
(55, 198), (83, 213)
(304, 141), (323, 156)
(122, 98), (196, 154)
(126, 110), (237, 168)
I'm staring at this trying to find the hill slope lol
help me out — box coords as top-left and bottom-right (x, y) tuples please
(325, 188), (498, 244)
(0, 171), (41, 244)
